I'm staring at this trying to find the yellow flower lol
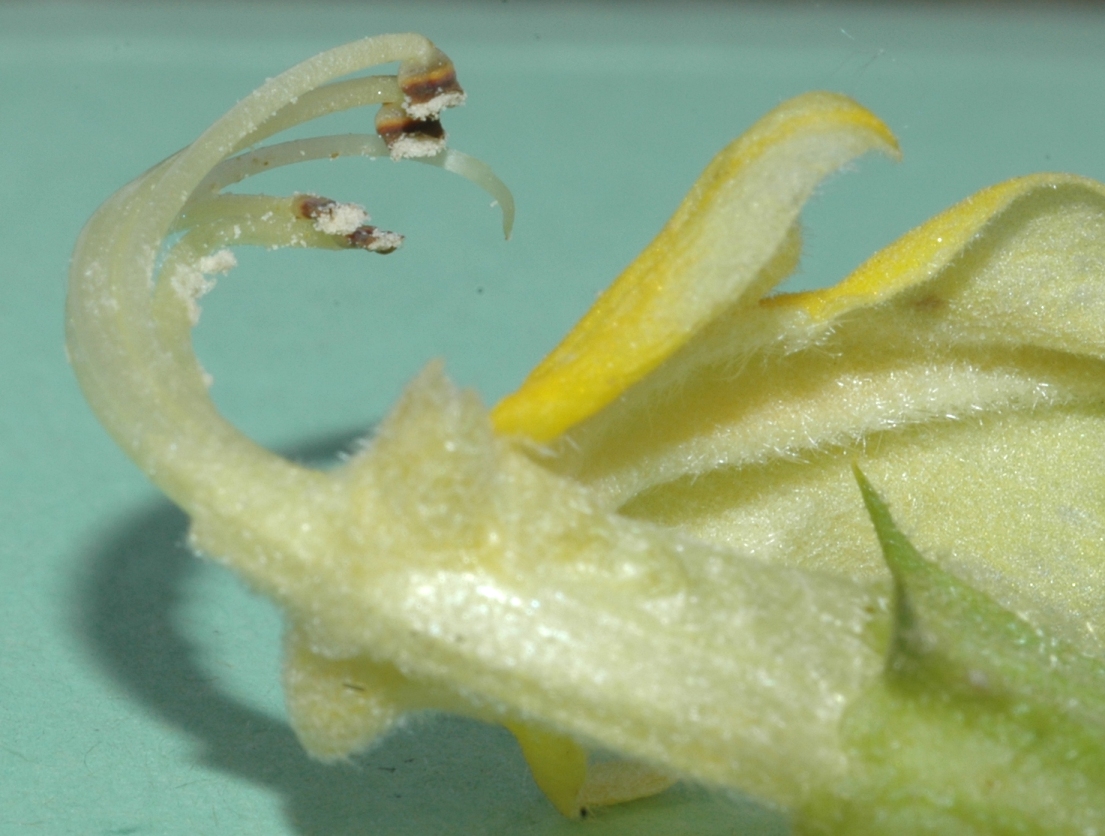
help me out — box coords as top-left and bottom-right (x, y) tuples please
(67, 35), (1105, 831)
(504, 97), (1105, 665)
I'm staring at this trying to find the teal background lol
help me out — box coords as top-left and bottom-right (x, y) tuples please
(4, 2), (1105, 833)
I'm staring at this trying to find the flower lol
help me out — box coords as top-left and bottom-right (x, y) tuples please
(68, 35), (1105, 832)
(509, 101), (1105, 669)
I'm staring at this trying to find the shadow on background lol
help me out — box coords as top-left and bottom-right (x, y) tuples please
(72, 430), (789, 835)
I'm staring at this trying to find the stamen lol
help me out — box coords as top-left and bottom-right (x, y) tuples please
(375, 103), (447, 160)
(232, 75), (402, 154)
(294, 194), (371, 235)
(399, 47), (466, 120)
(294, 194), (338, 220)
(346, 225), (403, 254)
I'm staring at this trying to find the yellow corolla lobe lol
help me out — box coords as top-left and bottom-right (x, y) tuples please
(492, 92), (900, 443)
(780, 172), (1105, 323)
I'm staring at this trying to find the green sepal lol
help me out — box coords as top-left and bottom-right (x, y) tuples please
(799, 468), (1105, 835)
(855, 465), (1105, 721)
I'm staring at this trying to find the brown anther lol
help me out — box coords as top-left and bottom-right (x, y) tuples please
(346, 225), (403, 254)
(375, 103), (447, 160)
(374, 106), (445, 143)
(398, 47), (465, 119)
(294, 194), (337, 220)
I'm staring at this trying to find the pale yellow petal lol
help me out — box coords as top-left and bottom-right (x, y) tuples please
(777, 173), (1105, 345)
(548, 177), (1105, 496)
(282, 627), (409, 760)
(577, 761), (678, 811)
(492, 92), (899, 442)
(505, 722), (589, 818)
(620, 407), (1105, 658)
(547, 177), (1105, 657)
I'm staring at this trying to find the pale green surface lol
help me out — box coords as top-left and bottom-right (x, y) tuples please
(5, 1), (1105, 833)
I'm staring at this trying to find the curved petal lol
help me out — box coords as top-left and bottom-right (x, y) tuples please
(780, 172), (1105, 360)
(492, 92), (899, 442)
(548, 175), (1105, 657)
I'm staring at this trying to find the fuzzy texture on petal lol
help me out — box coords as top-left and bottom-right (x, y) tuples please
(493, 92), (899, 442)
(542, 175), (1105, 660)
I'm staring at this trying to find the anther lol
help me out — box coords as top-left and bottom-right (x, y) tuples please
(294, 194), (338, 220)
(375, 103), (447, 160)
(346, 225), (403, 254)
(294, 194), (371, 236)
(398, 47), (466, 120)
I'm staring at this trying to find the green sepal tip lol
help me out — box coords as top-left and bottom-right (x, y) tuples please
(799, 468), (1105, 835)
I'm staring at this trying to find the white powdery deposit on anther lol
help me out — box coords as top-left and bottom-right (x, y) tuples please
(404, 91), (465, 121)
(313, 202), (370, 235)
(365, 230), (404, 252)
(388, 134), (446, 161)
